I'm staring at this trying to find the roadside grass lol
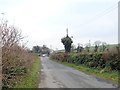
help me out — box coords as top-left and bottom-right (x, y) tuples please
(13, 57), (41, 88)
(52, 59), (119, 85)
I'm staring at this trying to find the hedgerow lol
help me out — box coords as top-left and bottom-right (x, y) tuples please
(1, 19), (38, 88)
(50, 51), (119, 71)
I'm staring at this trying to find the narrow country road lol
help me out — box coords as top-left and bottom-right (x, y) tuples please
(39, 56), (118, 88)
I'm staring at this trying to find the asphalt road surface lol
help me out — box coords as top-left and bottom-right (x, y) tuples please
(39, 57), (118, 88)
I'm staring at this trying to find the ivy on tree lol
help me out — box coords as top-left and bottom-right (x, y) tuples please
(61, 28), (73, 53)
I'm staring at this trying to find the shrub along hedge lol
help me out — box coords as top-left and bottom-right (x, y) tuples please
(50, 52), (119, 71)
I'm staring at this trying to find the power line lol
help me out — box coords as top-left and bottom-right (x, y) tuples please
(79, 2), (118, 26)
(95, 3), (117, 17)
(73, 2), (118, 44)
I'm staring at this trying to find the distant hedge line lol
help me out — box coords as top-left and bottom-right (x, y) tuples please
(50, 52), (120, 71)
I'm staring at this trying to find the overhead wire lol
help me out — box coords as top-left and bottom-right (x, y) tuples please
(79, 3), (118, 26)
(73, 2), (118, 45)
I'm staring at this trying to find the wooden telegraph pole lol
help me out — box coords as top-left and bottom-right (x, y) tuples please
(118, 2), (120, 87)
(118, 1), (120, 45)
(66, 28), (68, 37)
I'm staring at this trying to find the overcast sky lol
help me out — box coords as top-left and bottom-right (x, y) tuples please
(0, 0), (119, 50)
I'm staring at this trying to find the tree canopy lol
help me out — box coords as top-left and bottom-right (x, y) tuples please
(61, 35), (73, 53)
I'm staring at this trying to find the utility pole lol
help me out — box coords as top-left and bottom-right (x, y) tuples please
(1, 13), (5, 24)
(50, 45), (52, 50)
(118, 1), (120, 45)
(0, 13), (4, 90)
(66, 28), (68, 36)
(118, 3), (120, 89)
(89, 40), (91, 47)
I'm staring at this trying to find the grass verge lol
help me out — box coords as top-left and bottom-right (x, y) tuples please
(13, 58), (41, 88)
(51, 59), (119, 85)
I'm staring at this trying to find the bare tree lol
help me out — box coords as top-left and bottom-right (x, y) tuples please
(85, 43), (90, 52)
(1, 18), (37, 88)
(94, 40), (101, 52)
(94, 40), (101, 47)
(77, 43), (84, 52)
(102, 42), (107, 52)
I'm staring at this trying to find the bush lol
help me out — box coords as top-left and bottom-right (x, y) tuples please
(50, 52), (68, 62)
(50, 51), (119, 71)
(1, 20), (38, 88)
